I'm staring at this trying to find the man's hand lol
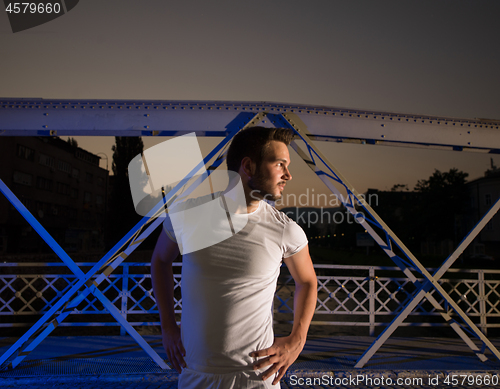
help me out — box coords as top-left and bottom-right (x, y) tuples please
(251, 335), (304, 385)
(162, 325), (186, 373)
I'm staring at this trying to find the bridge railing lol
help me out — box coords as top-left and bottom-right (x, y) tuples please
(1, 262), (499, 336)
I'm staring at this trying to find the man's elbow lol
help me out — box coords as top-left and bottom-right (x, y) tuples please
(297, 277), (317, 296)
(304, 270), (318, 289)
(308, 279), (318, 299)
(152, 229), (179, 266)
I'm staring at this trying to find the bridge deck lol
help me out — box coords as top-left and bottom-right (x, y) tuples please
(1, 335), (499, 388)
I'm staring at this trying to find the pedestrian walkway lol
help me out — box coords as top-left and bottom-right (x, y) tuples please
(1, 335), (499, 388)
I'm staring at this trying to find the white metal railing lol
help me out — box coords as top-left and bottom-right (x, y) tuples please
(276, 264), (500, 336)
(1, 262), (499, 336)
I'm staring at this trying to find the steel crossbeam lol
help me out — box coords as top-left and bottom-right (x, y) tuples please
(356, 196), (500, 367)
(2, 99), (500, 154)
(272, 112), (500, 367)
(0, 179), (169, 370)
(2, 102), (500, 371)
(0, 112), (267, 370)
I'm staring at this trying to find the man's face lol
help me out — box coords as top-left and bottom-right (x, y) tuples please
(248, 140), (292, 201)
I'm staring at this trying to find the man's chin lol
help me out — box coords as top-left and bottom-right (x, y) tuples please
(250, 187), (282, 202)
(267, 193), (282, 202)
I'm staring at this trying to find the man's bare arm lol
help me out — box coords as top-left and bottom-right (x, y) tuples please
(251, 244), (317, 384)
(151, 228), (186, 373)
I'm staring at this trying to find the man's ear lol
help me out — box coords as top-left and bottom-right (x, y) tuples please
(240, 157), (256, 178)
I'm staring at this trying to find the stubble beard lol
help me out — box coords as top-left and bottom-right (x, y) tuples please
(248, 170), (284, 202)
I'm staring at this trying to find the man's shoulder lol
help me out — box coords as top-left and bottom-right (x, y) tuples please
(260, 201), (300, 227)
(260, 203), (308, 257)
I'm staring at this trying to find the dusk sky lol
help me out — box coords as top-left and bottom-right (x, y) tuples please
(1, 1), (500, 206)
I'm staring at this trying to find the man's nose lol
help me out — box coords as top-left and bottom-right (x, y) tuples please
(283, 167), (292, 181)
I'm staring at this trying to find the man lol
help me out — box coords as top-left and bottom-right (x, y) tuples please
(151, 127), (317, 388)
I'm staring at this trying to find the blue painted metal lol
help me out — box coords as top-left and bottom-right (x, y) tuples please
(0, 112), (265, 370)
(0, 179), (169, 370)
(356, 196), (500, 367)
(273, 112), (500, 367)
(2, 100), (500, 371)
(120, 262), (130, 336)
(0, 180), (85, 279)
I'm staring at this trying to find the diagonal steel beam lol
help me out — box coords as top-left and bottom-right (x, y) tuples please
(272, 112), (500, 367)
(0, 153), (203, 369)
(355, 196), (500, 368)
(293, 149), (490, 365)
(0, 180), (169, 369)
(0, 112), (268, 370)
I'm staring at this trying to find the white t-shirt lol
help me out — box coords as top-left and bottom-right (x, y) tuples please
(163, 197), (308, 388)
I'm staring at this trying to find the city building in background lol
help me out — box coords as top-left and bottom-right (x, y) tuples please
(466, 167), (500, 259)
(0, 137), (108, 254)
(1, 135), (499, 263)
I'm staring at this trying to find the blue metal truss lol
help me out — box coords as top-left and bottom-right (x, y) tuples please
(0, 112), (266, 370)
(271, 112), (500, 367)
(1, 101), (499, 371)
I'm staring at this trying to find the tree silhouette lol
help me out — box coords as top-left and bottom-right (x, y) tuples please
(414, 168), (469, 245)
(66, 137), (78, 147)
(106, 137), (144, 247)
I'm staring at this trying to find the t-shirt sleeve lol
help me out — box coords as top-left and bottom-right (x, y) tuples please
(282, 220), (308, 258)
(162, 212), (177, 243)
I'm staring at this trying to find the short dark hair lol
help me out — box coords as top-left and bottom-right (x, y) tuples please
(226, 126), (294, 172)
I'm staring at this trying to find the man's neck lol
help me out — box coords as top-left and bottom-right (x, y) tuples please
(219, 180), (260, 214)
(245, 199), (261, 214)
(242, 183), (263, 214)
